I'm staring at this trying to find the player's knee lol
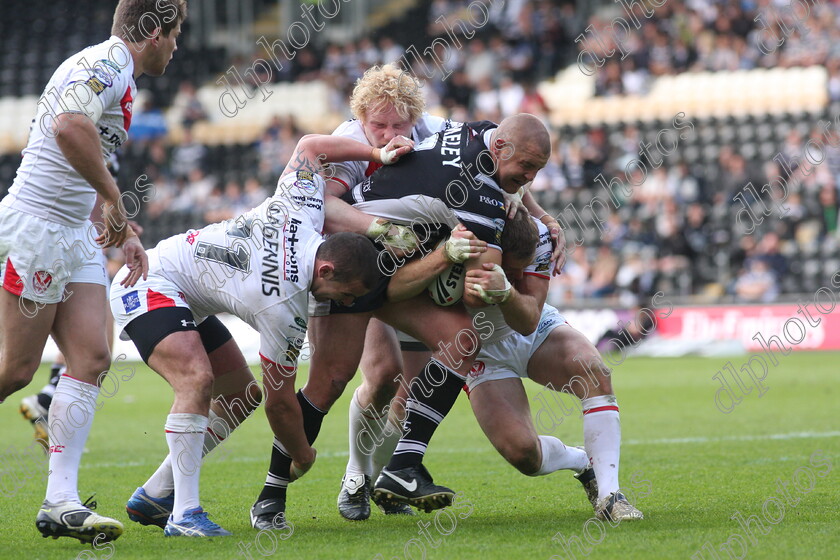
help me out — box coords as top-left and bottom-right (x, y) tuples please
(571, 354), (613, 395)
(181, 366), (215, 398)
(90, 351), (112, 379)
(0, 370), (32, 397)
(245, 381), (263, 412)
(0, 354), (40, 387)
(365, 378), (397, 409)
(503, 441), (542, 475)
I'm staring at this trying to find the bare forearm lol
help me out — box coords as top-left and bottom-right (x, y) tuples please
(499, 289), (541, 335)
(284, 134), (379, 175)
(264, 390), (310, 460)
(388, 249), (451, 301)
(324, 195), (377, 235)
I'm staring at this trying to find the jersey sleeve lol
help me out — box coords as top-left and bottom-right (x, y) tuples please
(453, 209), (505, 252)
(59, 53), (132, 126)
(524, 219), (553, 278)
(413, 114), (450, 139)
(272, 171), (326, 232)
(324, 160), (367, 192)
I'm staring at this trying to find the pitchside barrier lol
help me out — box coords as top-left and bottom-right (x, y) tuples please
(36, 299), (840, 366)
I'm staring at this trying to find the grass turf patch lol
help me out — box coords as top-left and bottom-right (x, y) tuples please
(1, 352), (838, 559)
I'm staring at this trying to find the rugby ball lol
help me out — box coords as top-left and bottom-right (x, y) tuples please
(429, 262), (465, 306)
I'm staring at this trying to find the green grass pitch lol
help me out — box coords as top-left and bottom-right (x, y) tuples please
(1, 352), (838, 559)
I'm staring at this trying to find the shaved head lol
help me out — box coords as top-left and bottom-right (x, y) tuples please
(495, 113), (551, 159)
(489, 113), (551, 193)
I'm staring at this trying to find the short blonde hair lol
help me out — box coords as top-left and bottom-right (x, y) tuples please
(349, 64), (425, 124)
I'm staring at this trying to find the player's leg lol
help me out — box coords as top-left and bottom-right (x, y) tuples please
(19, 351), (64, 448)
(0, 290), (56, 402)
(469, 376), (588, 476)
(128, 319), (261, 528)
(372, 296), (479, 511)
(301, 311), (373, 409)
(372, 345), (430, 481)
(39, 282), (123, 542)
(339, 319), (406, 520)
(22, 253), (114, 447)
(110, 265), (233, 538)
(253, 311), (370, 530)
(528, 324), (643, 521)
(132, 314), (230, 536)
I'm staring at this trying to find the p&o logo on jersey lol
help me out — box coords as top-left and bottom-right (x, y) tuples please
(479, 195), (504, 208)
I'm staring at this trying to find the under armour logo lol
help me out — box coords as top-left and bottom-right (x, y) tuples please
(181, 320), (196, 327)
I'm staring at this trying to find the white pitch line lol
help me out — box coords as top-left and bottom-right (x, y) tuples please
(69, 431), (840, 470)
(623, 431), (840, 446)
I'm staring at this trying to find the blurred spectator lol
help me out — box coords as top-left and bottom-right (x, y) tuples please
(172, 81), (208, 129)
(587, 246), (619, 298)
(733, 258), (779, 303)
(171, 127), (208, 179)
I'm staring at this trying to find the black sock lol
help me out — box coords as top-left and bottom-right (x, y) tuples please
(257, 390), (326, 503)
(36, 364), (63, 410)
(387, 360), (465, 471)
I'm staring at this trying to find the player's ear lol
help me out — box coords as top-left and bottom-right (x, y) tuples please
(494, 137), (515, 161)
(316, 261), (335, 279)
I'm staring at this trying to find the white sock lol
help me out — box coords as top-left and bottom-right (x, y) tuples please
(45, 375), (99, 504)
(372, 417), (402, 481)
(345, 389), (382, 478)
(582, 395), (621, 500)
(145, 410), (228, 499)
(165, 413), (208, 521)
(530, 435), (589, 476)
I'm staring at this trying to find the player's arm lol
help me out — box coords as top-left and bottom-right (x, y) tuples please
(501, 271), (548, 335)
(461, 248), (502, 308)
(260, 356), (316, 479)
(521, 190), (566, 275)
(54, 113), (125, 240)
(54, 112), (147, 286)
(282, 134), (413, 176)
(386, 225), (487, 301)
(465, 263), (547, 335)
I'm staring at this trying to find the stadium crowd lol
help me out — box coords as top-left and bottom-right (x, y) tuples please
(2, 0), (839, 309)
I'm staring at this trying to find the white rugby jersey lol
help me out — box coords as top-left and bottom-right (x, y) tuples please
(327, 113), (448, 191)
(150, 172), (325, 367)
(3, 36), (136, 226)
(470, 219), (553, 345)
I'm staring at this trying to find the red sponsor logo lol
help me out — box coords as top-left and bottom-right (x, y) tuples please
(468, 360), (485, 378)
(49, 444), (65, 454)
(32, 271), (52, 295)
(186, 231), (198, 245)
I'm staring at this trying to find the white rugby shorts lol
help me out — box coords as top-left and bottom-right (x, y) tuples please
(465, 306), (567, 391)
(110, 268), (196, 340)
(0, 209), (106, 304)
